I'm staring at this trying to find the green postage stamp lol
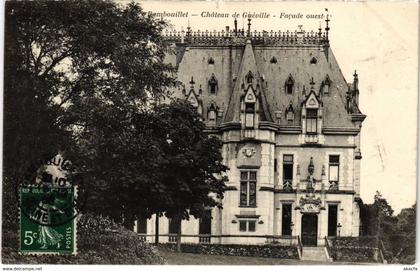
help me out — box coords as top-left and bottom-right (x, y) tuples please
(19, 185), (77, 254)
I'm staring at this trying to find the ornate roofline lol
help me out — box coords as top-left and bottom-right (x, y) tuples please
(163, 29), (330, 46)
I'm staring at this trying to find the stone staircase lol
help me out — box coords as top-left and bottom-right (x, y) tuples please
(301, 246), (331, 262)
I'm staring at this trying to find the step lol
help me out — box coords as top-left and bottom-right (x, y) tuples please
(301, 246), (329, 262)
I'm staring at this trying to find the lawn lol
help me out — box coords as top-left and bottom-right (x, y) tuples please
(159, 249), (362, 265)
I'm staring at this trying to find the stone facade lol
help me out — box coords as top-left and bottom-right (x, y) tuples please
(136, 18), (366, 247)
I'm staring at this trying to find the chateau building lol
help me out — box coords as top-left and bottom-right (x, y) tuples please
(135, 17), (366, 247)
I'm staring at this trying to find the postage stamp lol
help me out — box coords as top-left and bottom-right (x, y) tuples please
(18, 154), (81, 255)
(19, 185), (77, 254)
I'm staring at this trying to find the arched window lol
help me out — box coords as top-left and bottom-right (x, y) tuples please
(208, 57), (215, 65)
(208, 104), (217, 123)
(310, 57), (317, 65)
(208, 74), (218, 95)
(285, 74), (294, 95)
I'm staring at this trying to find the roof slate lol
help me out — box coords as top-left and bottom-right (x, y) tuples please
(167, 34), (363, 129)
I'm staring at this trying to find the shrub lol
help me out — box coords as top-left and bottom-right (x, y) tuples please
(2, 213), (166, 264)
(159, 243), (299, 259)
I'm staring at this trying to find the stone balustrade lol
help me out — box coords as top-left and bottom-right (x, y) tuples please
(163, 29), (329, 46)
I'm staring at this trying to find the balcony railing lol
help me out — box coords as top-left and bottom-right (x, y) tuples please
(138, 234), (147, 242)
(199, 235), (211, 244)
(168, 234), (178, 243)
(304, 134), (318, 144)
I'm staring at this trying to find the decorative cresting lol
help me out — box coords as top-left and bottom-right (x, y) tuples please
(298, 157), (322, 214)
(163, 17), (331, 46)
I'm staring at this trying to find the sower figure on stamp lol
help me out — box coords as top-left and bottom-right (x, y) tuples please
(35, 194), (64, 249)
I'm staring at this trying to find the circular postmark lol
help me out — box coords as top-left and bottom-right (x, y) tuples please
(16, 154), (88, 227)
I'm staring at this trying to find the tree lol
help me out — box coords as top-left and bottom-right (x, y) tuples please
(360, 192), (416, 263)
(151, 100), (228, 251)
(4, 0), (176, 230)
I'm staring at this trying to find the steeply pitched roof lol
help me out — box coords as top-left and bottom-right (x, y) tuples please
(165, 25), (363, 129)
(224, 40), (272, 123)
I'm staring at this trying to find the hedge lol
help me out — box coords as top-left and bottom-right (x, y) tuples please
(160, 243), (299, 259)
(2, 213), (166, 264)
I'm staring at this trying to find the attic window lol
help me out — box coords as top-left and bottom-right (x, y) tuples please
(270, 56), (277, 64)
(310, 57), (317, 64)
(285, 103), (295, 122)
(208, 74), (218, 95)
(208, 57), (215, 65)
(323, 75), (331, 95)
(208, 104), (217, 125)
(285, 74), (294, 95)
(245, 103), (255, 128)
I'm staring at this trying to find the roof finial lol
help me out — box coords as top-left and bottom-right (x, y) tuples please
(234, 17), (238, 35)
(353, 70), (359, 90)
(190, 76), (195, 90)
(318, 21), (322, 37)
(247, 18), (251, 37)
(325, 8), (330, 41)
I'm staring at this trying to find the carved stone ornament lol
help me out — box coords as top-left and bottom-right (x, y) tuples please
(242, 147), (256, 158)
(299, 194), (322, 214)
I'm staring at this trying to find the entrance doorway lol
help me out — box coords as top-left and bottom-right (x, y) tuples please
(301, 214), (318, 246)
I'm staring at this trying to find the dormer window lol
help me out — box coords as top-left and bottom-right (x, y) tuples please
(285, 103), (295, 121)
(208, 57), (215, 65)
(208, 74), (218, 95)
(306, 109), (318, 134)
(245, 103), (255, 128)
(285, 74), (294, 95)
(246, 71), (254, 84)
(208, 104), (217, 125)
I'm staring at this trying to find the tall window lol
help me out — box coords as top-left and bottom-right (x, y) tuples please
(240, 171), (257, 207)
(281, 204), (292, 235)
(328, 205), (338, 236)
(245, 103), (255, 128)
(329, 155), (340, 189)
(137, 218), (147, 234)
(282, 155), (293, 189)
(168, 218), (180, 234)
(306, 109), (318, 134)
(274, 159), (277, 173)
(199, 210), (212, 235)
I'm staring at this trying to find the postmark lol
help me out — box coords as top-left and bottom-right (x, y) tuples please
(17, 154), (84, 254)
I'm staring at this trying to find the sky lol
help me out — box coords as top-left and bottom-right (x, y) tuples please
(137, 0), (419, 213)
